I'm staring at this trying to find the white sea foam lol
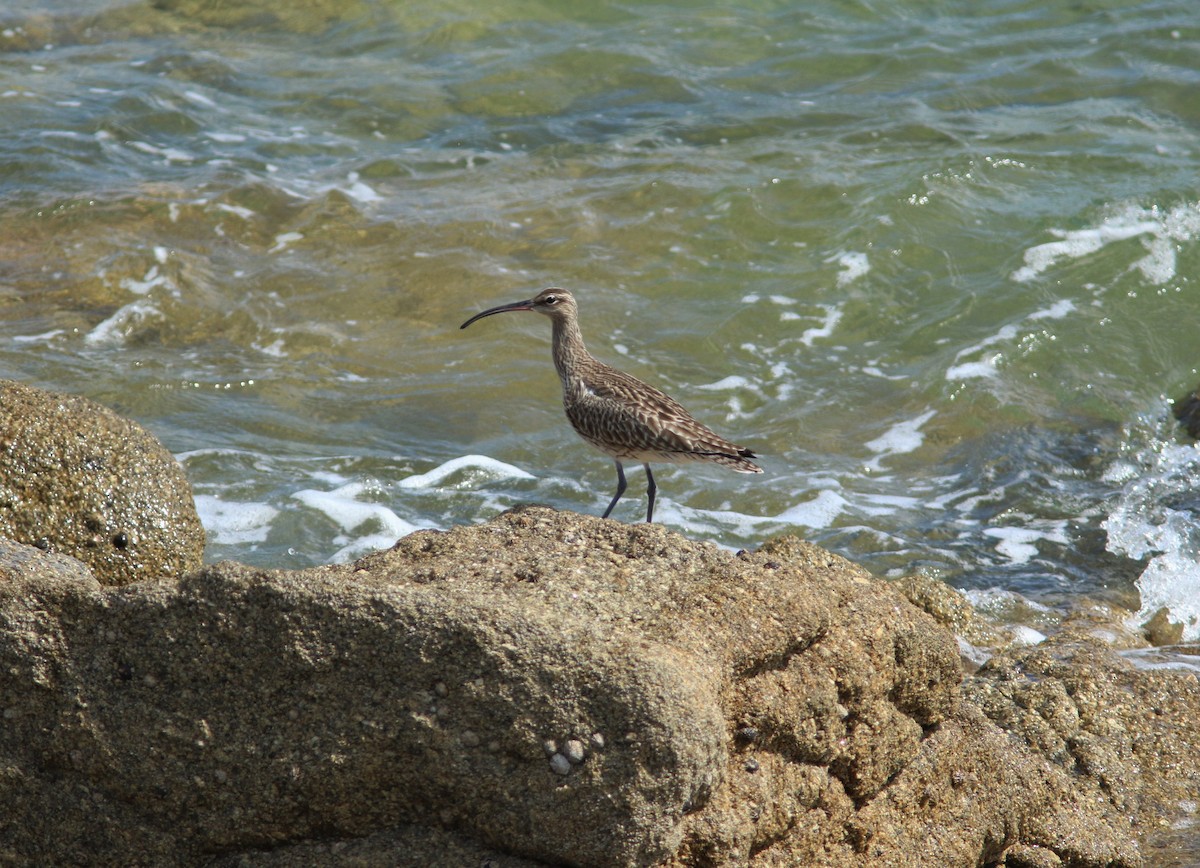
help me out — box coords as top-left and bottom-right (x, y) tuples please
(833, 250), (870, 287)
(983, 522), (1068, 565)
(772, 489), (849, 529)
(397, 454), (535, 489)
(945, 360), (999, 380)
(1027, 299), (1076, 320)
(857, 492), (923, 515)
(120, 264), (170, 295)
(340, 171), (382, 203)
(1013, 200), (1200, 284)
(657, 487), (849, 539)
(1013, 221), (1156, 282)
(183, 90), (218, 109)
(696, 375), (752, 392)
(1102, 440), (1200, 641)
(194, 494), (278, 545)
(215, 202), (255, 219)
(127, 140), (194, 163)
(946, 295), (1078, 383)
(1123, 649), (1200, 674)
(12, 328), (63, 343)
(861, 365), (907, 381)
(84, 299), (161, 345)
(800, 304), (842, 346)
(269, 231), (303, 253)
(865, 409), (936, 468)
(292, 480), (421, 563)
(946, 324), (1017, 381)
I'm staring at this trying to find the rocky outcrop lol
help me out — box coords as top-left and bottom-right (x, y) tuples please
(0, 385), (1195, 866)
(968, 629), (1200, 856)
(3, 504), (1193, 866)
(0, 379), (203, 585)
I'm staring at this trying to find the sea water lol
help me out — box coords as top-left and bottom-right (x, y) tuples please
(2, 1), (1199, 650)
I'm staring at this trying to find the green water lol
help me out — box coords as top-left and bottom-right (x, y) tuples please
(1, 0), (1198, 620)
(2, 5), (1200, 859)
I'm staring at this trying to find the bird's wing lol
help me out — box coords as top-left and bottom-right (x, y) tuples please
(578, 364), (749, 458)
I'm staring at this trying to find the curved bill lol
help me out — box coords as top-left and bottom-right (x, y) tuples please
(460, 298), (536, 329)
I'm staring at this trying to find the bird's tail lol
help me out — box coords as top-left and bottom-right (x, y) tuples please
(700, 448), (763, 473)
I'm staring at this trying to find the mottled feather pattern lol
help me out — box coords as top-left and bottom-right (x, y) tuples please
(565, 358), (761, 470)
(461, 286), (762, 522)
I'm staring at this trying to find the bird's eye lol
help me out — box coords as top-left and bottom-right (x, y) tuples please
(543, 295), (558, 305)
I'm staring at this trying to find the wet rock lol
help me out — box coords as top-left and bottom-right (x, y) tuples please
(967, 626), (1200, 843)
(0, 380), (203, 585)
(0, 506), (1192, 865)
(895, 571), (1005, 671)
(1143, 605), (1186, 647)
(1172, 381), (1200, 439)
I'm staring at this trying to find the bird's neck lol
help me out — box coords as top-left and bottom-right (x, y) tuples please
(551, 316), (591, 389)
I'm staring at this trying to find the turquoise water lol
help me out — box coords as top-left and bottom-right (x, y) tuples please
(2, 1), (1199, 641)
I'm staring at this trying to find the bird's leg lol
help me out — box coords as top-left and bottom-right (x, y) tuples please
(602, 461), (627, 519)
(644, 464), (656, 523)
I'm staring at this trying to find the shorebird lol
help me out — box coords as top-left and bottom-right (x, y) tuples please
(460, 287), (762, 522)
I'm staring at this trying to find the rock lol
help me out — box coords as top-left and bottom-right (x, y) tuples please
(895, 570), (1007, 671)
(1143, 606), (1186, 647)
(0, 506), (1193, 865)
(967, 626), (1200, 841)
(0, 379), (203, 585)
(563, 739), (586, 764)
(1172, 381), (1200, 438)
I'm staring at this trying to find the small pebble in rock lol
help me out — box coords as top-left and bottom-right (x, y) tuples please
(744, 758), (760, 773)
(542, 739), (558, 756)
(736, 726), (759, 744)
(434, 681), (448, 697)
(563, 739), (586, 764)
(589, 732), (605, 751)
(461, 730), (480, 748)
(549, 753), (571, 776)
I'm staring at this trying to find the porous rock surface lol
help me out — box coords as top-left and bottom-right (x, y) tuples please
(3, 504), (1188, 866)
(0, 379), (203, 585)
(967, 628), (1200, 859)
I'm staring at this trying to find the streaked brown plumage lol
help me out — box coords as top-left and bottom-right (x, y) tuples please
(460, 287), (762, 522)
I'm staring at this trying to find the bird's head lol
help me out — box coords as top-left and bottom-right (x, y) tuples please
(460, 287), (577, 329)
